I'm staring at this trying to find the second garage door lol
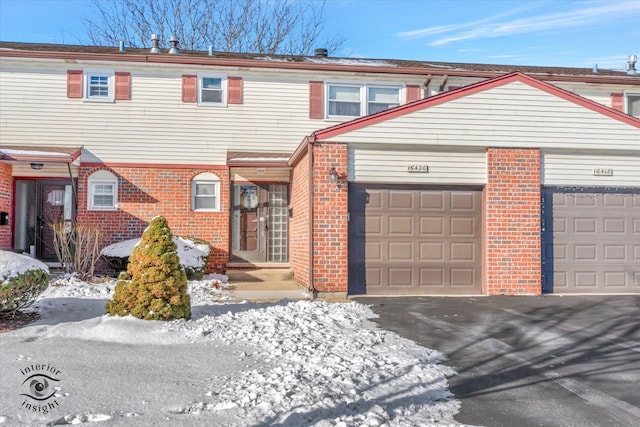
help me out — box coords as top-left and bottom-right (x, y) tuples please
(542, 190), (640, 293)
(348, 185), (483, 295)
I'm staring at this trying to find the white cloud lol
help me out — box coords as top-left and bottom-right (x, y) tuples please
(398, 1), (640, 47)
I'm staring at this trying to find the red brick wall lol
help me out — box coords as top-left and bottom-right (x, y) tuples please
(289, 148), (311, 288)
(312, 142), (349, 294)
(0, 163), (12, 250)
(486, 148), (541, 295)
(77, 165), (230, 271)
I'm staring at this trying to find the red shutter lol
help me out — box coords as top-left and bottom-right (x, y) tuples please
(114, 72), (131, 100)
(309, 81), (324, 119)
(611, 93), (624, 112)
(67, 70), (83, 98)
(228, 76), (243, 104)
(406, 85), (421, 103)
(182, 75), (197, 103)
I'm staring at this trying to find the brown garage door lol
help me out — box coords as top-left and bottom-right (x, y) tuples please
(542, 190), (640, 294)
(348, 185), (483, 295)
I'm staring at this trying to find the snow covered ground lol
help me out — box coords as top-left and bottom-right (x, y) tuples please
(0, 276), (465, 426)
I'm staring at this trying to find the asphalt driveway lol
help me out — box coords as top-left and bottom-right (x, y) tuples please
(354, 295), (640, 427)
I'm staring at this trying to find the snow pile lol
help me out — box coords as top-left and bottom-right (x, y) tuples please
(0, 276), (464, 426)
(0, 251), (49, 281)
(167, 301), (459, 425)
(41, 273), (230, 305)
(100, 236), (210, 269)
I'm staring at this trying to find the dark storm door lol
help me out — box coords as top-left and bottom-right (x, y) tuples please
(37, 181), (70, 260)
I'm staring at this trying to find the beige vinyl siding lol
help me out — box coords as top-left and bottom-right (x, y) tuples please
(0, 64), (315, 164)
(231, 168), (291, 182)
(348, 145), (486, 184)
(542, 151), (640, 186)
(12, 164), (79, 178)
(325, 81), (640, 150)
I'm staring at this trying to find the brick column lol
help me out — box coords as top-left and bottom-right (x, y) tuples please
(312, 142), (349, 297)
(0, 163), (12, 250)
(486, 148), (541, 295)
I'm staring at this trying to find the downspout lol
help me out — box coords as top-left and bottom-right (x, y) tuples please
(67, 163), (77, 214)
(307, 140), (315, 295)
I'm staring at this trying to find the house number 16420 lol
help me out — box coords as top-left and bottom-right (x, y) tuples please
(407, 164), (429, 173)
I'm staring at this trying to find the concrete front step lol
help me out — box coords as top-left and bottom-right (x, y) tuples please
(225, 268), (310, 302)
(226, 268), (294, 283)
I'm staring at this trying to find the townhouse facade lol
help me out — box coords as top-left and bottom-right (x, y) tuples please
(1, 41), (639, 297)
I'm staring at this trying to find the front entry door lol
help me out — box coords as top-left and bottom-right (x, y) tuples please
(14, 179), (74, 261)
(231, 184), (288, 263)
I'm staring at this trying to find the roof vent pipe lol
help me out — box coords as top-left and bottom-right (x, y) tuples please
(208, 45), (214, 56)
(628, 54), (637, 75)
(168, 36), (180, 54)
(150, 34), (161, 53)
(118, 40), (125, 52)
(314, 48), (328, 57)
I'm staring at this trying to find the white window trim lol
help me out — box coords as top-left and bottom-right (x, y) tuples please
(324, 81), (405, 120)
(197, 73), (228, 107)
(87, 170), (118, 211)
(84, 69), (115, 102)
(624, 91), (640, 117)
(191, 173), (221, 212)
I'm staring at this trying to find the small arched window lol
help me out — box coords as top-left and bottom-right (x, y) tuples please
(87, 170), (118, 211)
(192, 172), (220, 211)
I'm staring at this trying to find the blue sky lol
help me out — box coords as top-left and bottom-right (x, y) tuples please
(1, 0), (639, 70)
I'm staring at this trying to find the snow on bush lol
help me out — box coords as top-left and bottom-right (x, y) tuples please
(105, 216), (191, 320)
(0, 251), (50, 316)
(101, 236), (210, 279)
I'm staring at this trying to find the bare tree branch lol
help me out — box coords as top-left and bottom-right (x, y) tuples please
(82, 0), (344, 55)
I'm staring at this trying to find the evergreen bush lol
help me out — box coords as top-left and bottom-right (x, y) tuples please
(0, 252), (50, 317)
(105, 216), (191, 320)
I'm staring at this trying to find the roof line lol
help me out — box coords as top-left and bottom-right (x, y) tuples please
(1, 47), (638, 84)
(311, 72), (640, 141)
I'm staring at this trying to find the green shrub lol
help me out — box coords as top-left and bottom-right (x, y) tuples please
(0, 264), (50, 318)
(105, 216), (191, 320)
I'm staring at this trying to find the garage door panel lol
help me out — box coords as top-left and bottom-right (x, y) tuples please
(420, 193), (444, 210)
(388, 242), (413, 261)
(451, 242), (474, 261)
(349, 185), (482, 295)
(543, 191), (640, 294)
(419, 269), (444, 287)
(420, 217), (444, 235)
(450, 217), (475, 235)
(450, 192), (477, 210)
(388, 268), (413, 287)
(388, 216), (413, 235)
(389, 191), (414, 209)
(451, 268), (475, 287)
(604, 218), (625, 233)
(420, 242), (444, 261)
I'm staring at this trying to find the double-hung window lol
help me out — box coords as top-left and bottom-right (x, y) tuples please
(367, 87), (400, 114)
(198, 74), (227, 106)
(326, 83), (401, 118)
(626, 92), (640, 118)
(84, 69), (114, 101)
(192, 173), (220, 211)
(87, 170), (118, 211)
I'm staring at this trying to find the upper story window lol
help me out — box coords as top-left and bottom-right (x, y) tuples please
(626, 93), (640, 118)
(192, 172), (220, 211)
(326, 82), (402, 119)
(198, 74), (227, 106)
(87, 170), (118, 211)
(84, 70), (114, 101)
